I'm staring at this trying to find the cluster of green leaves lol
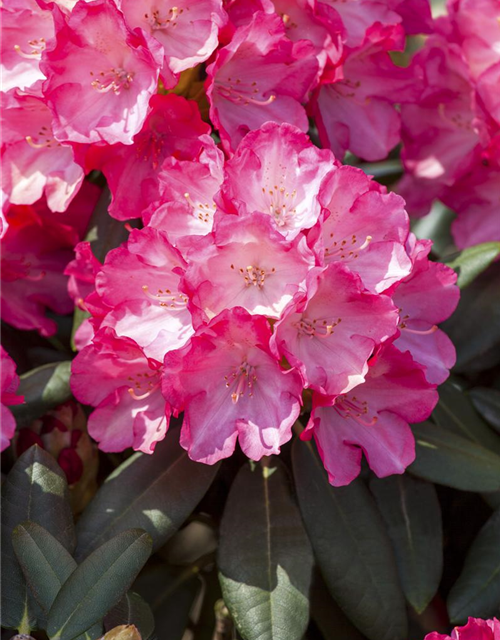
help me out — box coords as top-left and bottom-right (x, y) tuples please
(2, 228), (500, 640)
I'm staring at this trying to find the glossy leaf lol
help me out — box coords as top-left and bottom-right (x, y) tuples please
(370, 475), (442, 613)
(11, 362), (72, 428)
(445, 241), (500, 288)
(134, 564), (200, 640)
(218, 461), (313, 640)
(105, 592), (155, 640)
(470, 387), (500, 434)
(1, 445), (75, 632)
(12, 521), (77, 613)
(75, 428), (219, 561)
(410, 422), (500, 492)
(442, 263), (500, 373)
(448, 507), (500, 623)
(47, 529), (152, 640)
(292, 439), (407, 640)
(432, 380), (500, 454)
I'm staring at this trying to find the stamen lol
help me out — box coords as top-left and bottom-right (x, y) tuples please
(128, 382), (160, 401)
(401, 324), (438, 335)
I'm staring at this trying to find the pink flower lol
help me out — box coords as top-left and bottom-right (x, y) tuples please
(445, 163), (500, 248)
(1, 184), (99, 336)
(206, 11), (318, 151)
(183, 212), (315, 323)
(71, 328), (169, 453)
(310, 164), (412, 292)
(85, 94), (210, 220)
(390, 237), (459, 385)
(303, 345), (438, 486)
(95, 227), (194, 361)
(1, 0), (54, 93)
(398, 37), (484, 216)
(271, 263), (399, 396)
(424, 617), (500, 640)
(65, 241), (102, 310)
(1, 89), (85, 213)
(144, 135), (224, 244)
(1, 346), (24, 452)
(444, 0), (500, 80)
(162, 307), (303, 464)
(119, 0), (226, 88)
(313, 25), (419, 161)
(40, 0), (163, 145)
(219, 122), (336, 239)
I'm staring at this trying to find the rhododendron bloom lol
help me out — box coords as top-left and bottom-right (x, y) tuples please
(313, 27), (419, 161)
(206, 11), (318, 150)
(65, 241), (102, 309)
(144, 135), (224, 243)
(1, 89), (85, 213)
(1, 184), (99, 336)
(183, 213), (315, 322)
(219, 122), (335, 239)
(303, 345), (438, 486)
(71, 328), (169, 453)
(1, 0), (54, 92)
(311, 165), (412, 292)
(86, 94), (210, 221)
(119, 0), (226, 87)
(390, 237), (459, 385)
(1, 346), (24, 452)
(162, 308), (303, 465)
(425, 617), (500, 640)
(271, 264), (399, 396)
(41, 0), (163, 145)
(95, 227), (194, 361)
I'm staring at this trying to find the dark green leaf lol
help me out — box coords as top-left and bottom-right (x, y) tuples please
(442, 263), (500, 373)
(218, 461), (313, 640)
(410, 422), (500, 491)
(432, 380), (500, 454)
(470, 387), (500, 434)
(135, 565), (200, 640)
(411, 203), (455, 259)
(448, 507), (500, 622)
(12, 521), (77, 613)
(310, 572), (365, 640)
(1, 445), (75, 632)
(369, 475), (442, 613)
(105, 592), (155, 640)
(11, 362), (72, 428)
(292, 439), (407, 640)
(445, 241), (500, 288)
(47, 529), (152, 640)
(75, 429), (219, 561)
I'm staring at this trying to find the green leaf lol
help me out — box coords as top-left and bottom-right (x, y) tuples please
(432, 380), (500, 454)
(1, 445), (75, 632)
(310, 572), (365, 640)
(470, 387), (500, 434)
(442, 263), (500, 373)
(218, 461), (313, 640)
(448, 507), (500, 622)
(47, 529), (152, 640)
(11, 362), (72, 428)
(369, 475), (442, 614)
(292, 439), (407, 640)
(12, 521), (77, 613)
(134, 565), (201, 640)
(105, 592), (155, 640)
(445, 241), (500, 288)
(75, 428), (219, 561)
(410, 421), (500, 491)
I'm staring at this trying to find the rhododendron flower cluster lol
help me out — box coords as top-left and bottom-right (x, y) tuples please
(1, 0), (463, 484)
(399, 0), (500, 249)
(67, 122), (459, 486)
(425, 617), (500, 640)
